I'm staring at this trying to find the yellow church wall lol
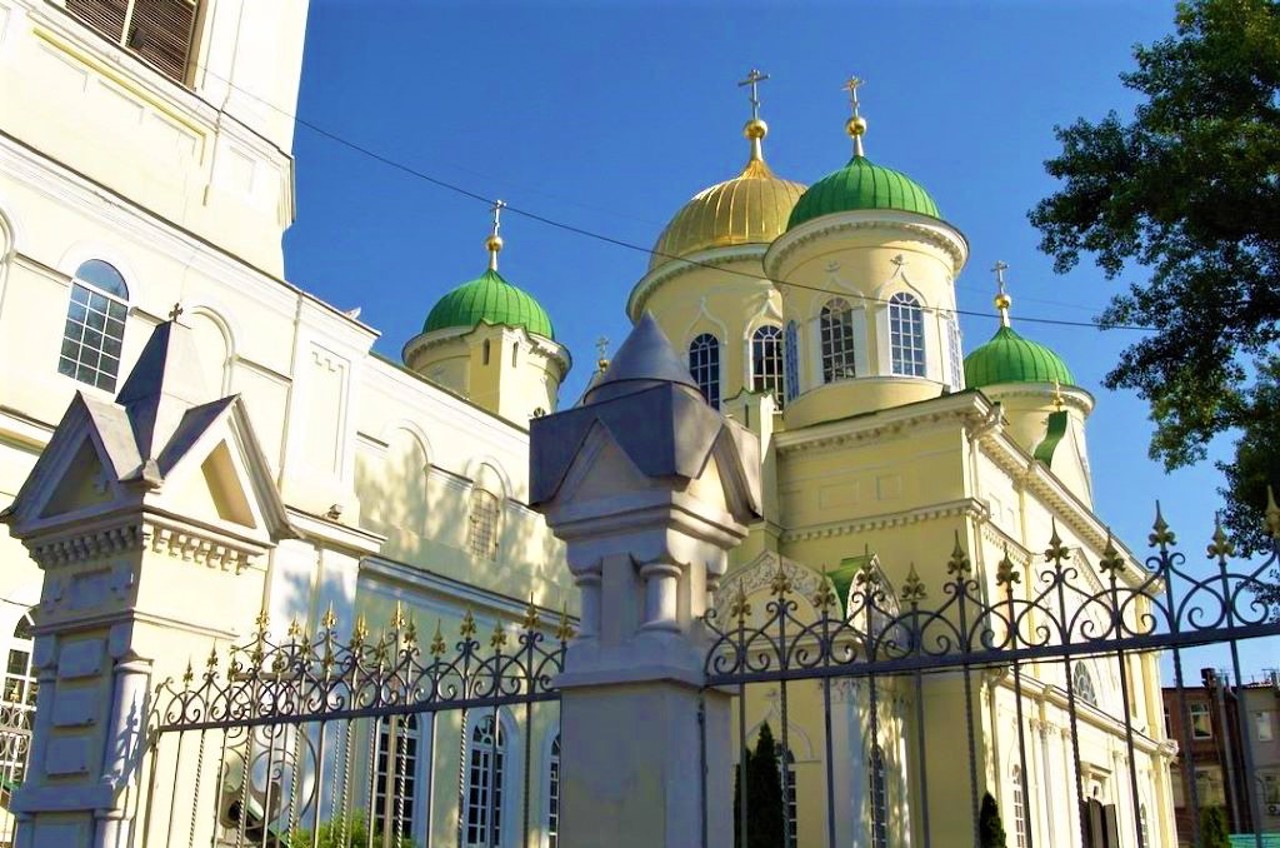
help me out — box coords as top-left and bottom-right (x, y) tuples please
(0, 0), (308, 277)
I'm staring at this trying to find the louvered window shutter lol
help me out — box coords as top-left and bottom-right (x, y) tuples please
(65, 0), (129, 43)
(126, 0), (197, 83)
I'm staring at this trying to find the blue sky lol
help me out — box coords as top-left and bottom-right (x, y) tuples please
(283, 1), (1276, 676)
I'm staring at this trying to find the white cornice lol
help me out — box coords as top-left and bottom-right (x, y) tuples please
(764, 210), (969, 277)
(775, 391), (987, 456)
(781, 497), (986, 543)
(627, 245), (771, 321)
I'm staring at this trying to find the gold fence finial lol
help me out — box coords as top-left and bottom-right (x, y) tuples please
(900, 563), (926, 603)
(1149, 501), (1176, 549)
(947, 530), (971, 576)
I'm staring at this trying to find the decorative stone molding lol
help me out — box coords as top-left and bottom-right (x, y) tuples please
(627, 245), (770, 320)
(765, 212), (969, 278)
(28, 524), (146, 568)
(775, 400), (986, 458)
(780, 498), (986, 544)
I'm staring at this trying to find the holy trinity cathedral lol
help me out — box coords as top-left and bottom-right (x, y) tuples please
(0, 1), (1174, 847)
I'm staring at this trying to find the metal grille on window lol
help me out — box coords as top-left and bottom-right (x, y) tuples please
(547, 734), (561, 848)
(888, 292), (926, 377)
(468, 489), (500, 560)
(374, 714), (419, 840)
(464, 715), (506, 847)
(781, 748), (798, 848)
(751, 325), (785, 409)
(688, 334), (720, 409)
(59, 260), (128, 392)
(947, 315), (964, 390)
(869, 744), (888, 848)
(0, 613), (36, 787)
(1073, 662), (1098, 706)
(820, 298), (857, 382)
(64, 0), (199, 84)
(1012, 765), (1028, 848)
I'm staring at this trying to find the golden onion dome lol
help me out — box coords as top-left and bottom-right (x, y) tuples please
(648, 119), (806, 271)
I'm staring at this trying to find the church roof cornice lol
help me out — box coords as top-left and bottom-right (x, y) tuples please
(764, 210), (969, 278)
(627, 243), (771, 322)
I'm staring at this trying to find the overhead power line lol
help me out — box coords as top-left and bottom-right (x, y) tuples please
(195, 65), (1157, 334)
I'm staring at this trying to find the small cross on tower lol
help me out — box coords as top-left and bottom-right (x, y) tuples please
(737, 68), (770, 122)
(991, 261), (1012, 327)
(486, 199), (506, 271)
(595, 336), (610, 372)
(168, 302), (184, 323)
(842, 75), (865, 116)
(842, 75), (867, 156)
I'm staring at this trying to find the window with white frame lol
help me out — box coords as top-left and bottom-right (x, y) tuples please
(0, 612), (36, 786)
(888, 292), (926, 377)
(1190, 702), (1213, 739)
(1256, 710), (1274, 742)
(1012, 765), (1028, 848)
(547, 734), (561, 848)
(869, 744), (887, 848)
(1073, 662), (1098, 706)
(688, 334), (721, 409)
(373, 714), (420, 840)
(947, 316), (964, 389)
(464, 714), (507, 847)
(820, 298), (857, 383)
(63, 0), (201, 84)
(751, 325), (785, 408)
(59, 260), (129, 392)
(468, 488), (500, 560)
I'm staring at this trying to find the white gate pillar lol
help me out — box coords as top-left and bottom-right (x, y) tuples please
(531, 315), (762, 848)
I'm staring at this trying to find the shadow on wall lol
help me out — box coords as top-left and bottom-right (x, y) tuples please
(352, 428), (572, 613)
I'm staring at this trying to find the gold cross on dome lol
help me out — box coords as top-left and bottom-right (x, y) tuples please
(737, 68), (770, 121)
(842, 75), (865, 117)
(595, 336), (610, 361)
(168, 302), (184, 322)
(992, 260), (1009, 293)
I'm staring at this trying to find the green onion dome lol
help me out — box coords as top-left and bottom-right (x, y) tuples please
(963, 325), (1074, 389)
(787, 156), (940, 229)
(423, 269), (555, 340)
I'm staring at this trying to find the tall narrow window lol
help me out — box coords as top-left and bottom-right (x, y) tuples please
(888, 292), (926, 377)
(374, 714), (419, 840)
(869, 744), (888, 848)
(751, 325), (785, 409)
(0, 612), (36, 786)
(784, 321), (800, 403)
(947, 316), (964, 390)
(688, 334), (720, 409)
(1012, 765), (1028, 848)
(780, 748), (798, 848)
(1189, 702), (1213, 739)
(1140, 804), (1150, 847)
(64, 0), (201, 84)
(59, 260), (129, 392)
(547, 735), (561, 848)
(468, 488), (500, 560)
(1073, 662), (1098, 706)
(820, 298), (857, 382)
(464, 715), (507, 847)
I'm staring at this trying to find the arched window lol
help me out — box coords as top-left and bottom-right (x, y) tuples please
(464, 714), (507, 847)
(947, 316), (964, 390)
(888, 292), (926, 377)
(483, 339), (491, 365)
(820, 298), (857, 382)
(687, 334), (720, 409)
(59, 260), (129, 391)
(780, 748), (798, 848)
(1012, 764), (1028, 848)
(0, 611), (37, 785)
(468, 488), (500, 560)
(869, 744), (888, 848)
(1073, 662), (1098, 706)
(1140, 803), (1150, 847)
(374, 714), (420, 840)
(547, 734), (561, 848)
(751, 325), (785, 408)
(512, 342), (519, 367)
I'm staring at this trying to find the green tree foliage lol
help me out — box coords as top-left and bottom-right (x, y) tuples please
(1029, 0), (1280, 590)
(733, 722), (787, 848)
(979, 792), (1008, 848)
(288, 814), (412, 848)
(1199, 804), (1232, 848)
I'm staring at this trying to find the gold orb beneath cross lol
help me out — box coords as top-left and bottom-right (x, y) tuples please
(846, 115), (868, 138)
(744, 118), (768, 140)
(486, 235), (504, 253)
(995, 293), (1012, 311)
